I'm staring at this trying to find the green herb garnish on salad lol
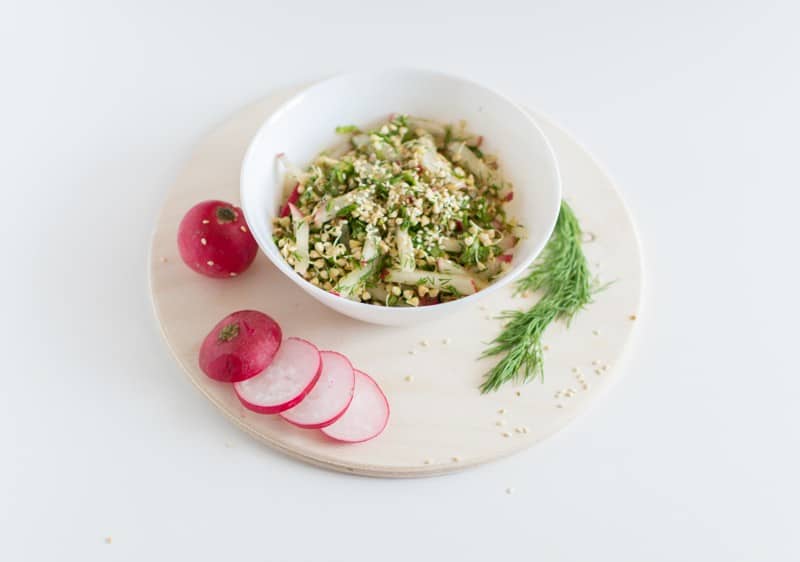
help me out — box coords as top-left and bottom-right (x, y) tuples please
(479, 201), (595, 393)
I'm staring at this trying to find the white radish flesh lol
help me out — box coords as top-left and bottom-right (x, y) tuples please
(234, 337), (322, 414)
(278, 153), (307, 187)
(322, 370), (390, 443)
(436, 258), (488, 289)
(439, 237), (462, 253)
(280, 351), (355, 429)
(447, 141), (493, 183)
(383, 268), (479, 295)
(396, 228), (415, 271)
(312, 191), (360, 227)
(289, 203), (309, 275)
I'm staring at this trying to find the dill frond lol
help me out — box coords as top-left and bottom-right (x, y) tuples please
(480, 201), (595, 393)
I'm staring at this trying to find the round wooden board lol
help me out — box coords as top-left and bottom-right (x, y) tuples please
(149, 89), (643, 477)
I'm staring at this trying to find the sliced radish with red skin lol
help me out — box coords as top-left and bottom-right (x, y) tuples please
(322, 371), (390, 443)
(199, 310), (282, 383)
(234, 338), (322, 414)
(497, 254), (513, 263)
(279, 183), (301, 218)
(280, 351), (355, 429)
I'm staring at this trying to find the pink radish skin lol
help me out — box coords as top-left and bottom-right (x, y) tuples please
(199, 310), (282, 383)
(177, 200), (258, 278)
(280, 351), (355, 429)
(322, 371), (390, 443)
(234, 337), (322, 414)
(279, 183), (301, 218)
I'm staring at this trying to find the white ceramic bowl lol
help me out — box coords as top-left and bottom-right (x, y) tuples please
(241, 69), (561, 326)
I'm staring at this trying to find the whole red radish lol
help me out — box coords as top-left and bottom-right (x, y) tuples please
(178, 200), (258, 278)
(199, 310), (282, 383)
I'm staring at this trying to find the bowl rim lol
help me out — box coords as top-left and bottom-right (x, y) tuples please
(240, 68), (562, 318)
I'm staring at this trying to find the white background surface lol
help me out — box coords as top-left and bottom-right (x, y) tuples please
(2, 1), (798, 560)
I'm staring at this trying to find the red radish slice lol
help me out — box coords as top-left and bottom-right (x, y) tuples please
(279, 183), (301, 217)
(322, 371), (390, 443)
(234, 338), (322, 414)
(199, 310), (282, 383)
(280, 351), (355, 429)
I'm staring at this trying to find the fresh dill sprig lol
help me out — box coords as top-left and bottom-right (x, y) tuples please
(480, 201), (595, 393)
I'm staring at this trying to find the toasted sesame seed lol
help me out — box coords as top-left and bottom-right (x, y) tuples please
(206, 260), (214, 266)
(496, 420), (506, 426)
(404, 375), (414, 382)
(556, 403), (564, 409)
(594, 369), (602, 375)
(592, 360), (599, 366)
(200, 237), (207, 246)
(514, 427), (523, 434)
(515, 391), (521, 397)
(592, 329), (600, 336)
(498, 408), (506, 414)
(521, 426), (529, 434)
(629, 314), (637, 320)
(502, 432), (511, 438)
(442, 337), (452, 345)
(543, 345), (550, 351)
(424, 459), (431, 465)
(452, 456), (460, 462)
(408, 349), (417, 355)
(420, 339), (430, 347)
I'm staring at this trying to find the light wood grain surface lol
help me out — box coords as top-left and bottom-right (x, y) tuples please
(149, 91), (643, 477)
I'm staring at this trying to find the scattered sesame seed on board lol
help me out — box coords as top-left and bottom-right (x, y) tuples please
(404, 375), (414, 382)
(424, 459), (431, 465)
(442, 337), (452, 345)
(543, 345), (550, 351)
(502, 432), (511, 438)
(515, 391), (521, 397)
(572, 367), (579, 373)
(506, 487), (515, 495)
(498, 408), (506, 414)
(496, 420), (506, 426)
(408, 349), (417, 355)
(556, 403), (564, 408)
(452, 456), (461, 462)
(420, 339), (429, 347)
(592, 329), (600, 336)
(629, 314), (638, 321)
(594, 369), (602, 375)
